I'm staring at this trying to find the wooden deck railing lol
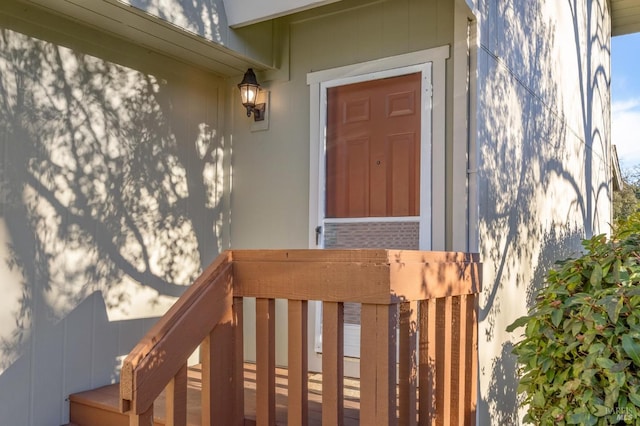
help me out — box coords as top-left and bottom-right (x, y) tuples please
(119, 249), (481, 426)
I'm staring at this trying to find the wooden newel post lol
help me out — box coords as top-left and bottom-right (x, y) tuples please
(202, 291), (244, 426)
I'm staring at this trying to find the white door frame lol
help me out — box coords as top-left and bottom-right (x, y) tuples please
(306, 45), (450, 371)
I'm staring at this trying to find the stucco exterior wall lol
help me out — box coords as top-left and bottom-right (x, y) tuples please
(0, 7), (230, 425)
(474, 0), (611, 422)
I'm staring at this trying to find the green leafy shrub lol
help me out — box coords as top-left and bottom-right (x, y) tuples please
(507, 213), (640, 425)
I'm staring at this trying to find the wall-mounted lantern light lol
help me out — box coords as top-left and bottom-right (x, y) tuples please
(238, 68), (265, 121)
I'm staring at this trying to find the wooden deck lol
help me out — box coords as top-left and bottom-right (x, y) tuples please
(113, 249), (481, 425)
(70, 363), (364, 425)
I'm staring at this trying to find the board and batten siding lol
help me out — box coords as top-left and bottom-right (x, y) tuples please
(0, 4), (230, 424)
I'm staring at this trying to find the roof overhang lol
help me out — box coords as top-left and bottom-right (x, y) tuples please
(9, 0), (270, 76)
(223, 0), (342, 28)
(612, 0), (640, 36)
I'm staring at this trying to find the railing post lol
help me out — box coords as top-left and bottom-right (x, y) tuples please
(202, 288), (238, 425)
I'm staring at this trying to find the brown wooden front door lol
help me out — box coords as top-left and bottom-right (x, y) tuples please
(326, 72), (421, 220)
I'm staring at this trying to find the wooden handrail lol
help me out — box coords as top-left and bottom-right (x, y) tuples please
(119, 252), (235, 419)
(119, 249), (481, 426)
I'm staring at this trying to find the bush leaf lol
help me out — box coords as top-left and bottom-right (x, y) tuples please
(590, 263), (603, 288)
(507, 315), (530, 333)
(622, 334), (640, 366)
(508, 215), (640, 425)
(551, 308), (563, 328)
(606, 296), (623, 323)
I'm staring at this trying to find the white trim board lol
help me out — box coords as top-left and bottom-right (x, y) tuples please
(306, 45), (450, 85)
(323, 216), (420, 224)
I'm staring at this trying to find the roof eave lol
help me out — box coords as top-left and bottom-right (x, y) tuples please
(611, 0), (640, 36)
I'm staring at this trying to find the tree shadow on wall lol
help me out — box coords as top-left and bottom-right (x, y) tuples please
(477, 341), (520, 424)
(525, 225), (584, 308)
(476, 0), (610, 422)
(477, 0), (611, 349)
(478, 0), (566, 343)
(0, 27), (226, 369)
(568, 0), (612, 238)
(478, 225), (584, 422)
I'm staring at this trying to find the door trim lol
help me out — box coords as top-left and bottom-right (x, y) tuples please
(306, 46), (450, 372)
(308, 45), (450, 251)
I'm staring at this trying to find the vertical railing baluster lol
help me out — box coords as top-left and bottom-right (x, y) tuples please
(322, 301), (344, 426)
(361, 304), (376, 425)
(234, 297), (245, 424)
(256, 298), (276, 426)
(448, 296), (461, 425)
(288, 299), (309, 426)
(419, 298), (437, 426)
(381, 304), (398, 426)
(130, 405), (153, 426)
(468, 294), (478, 426)
(437, 297), (453, 424)
(201, 332), (212, 426)
(399, 301), (418, 426)
(455, 295), (467, 425)
(165, 363), (187, 426)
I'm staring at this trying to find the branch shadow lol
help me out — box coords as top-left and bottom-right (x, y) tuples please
(476, 0), (610, 422)
(0, 19), (226, 423)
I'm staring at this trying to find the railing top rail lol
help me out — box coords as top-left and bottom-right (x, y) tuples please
(120, 252), (233, 414)
(231, 249), (480, 264)
(232, 249), (481, 303)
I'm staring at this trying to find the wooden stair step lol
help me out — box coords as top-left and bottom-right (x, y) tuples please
(69, 381), (194, 426)
(69, 384), (128, 426)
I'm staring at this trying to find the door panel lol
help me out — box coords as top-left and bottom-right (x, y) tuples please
(344, 138), (369, 217)
(387, 132), (419, 216)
